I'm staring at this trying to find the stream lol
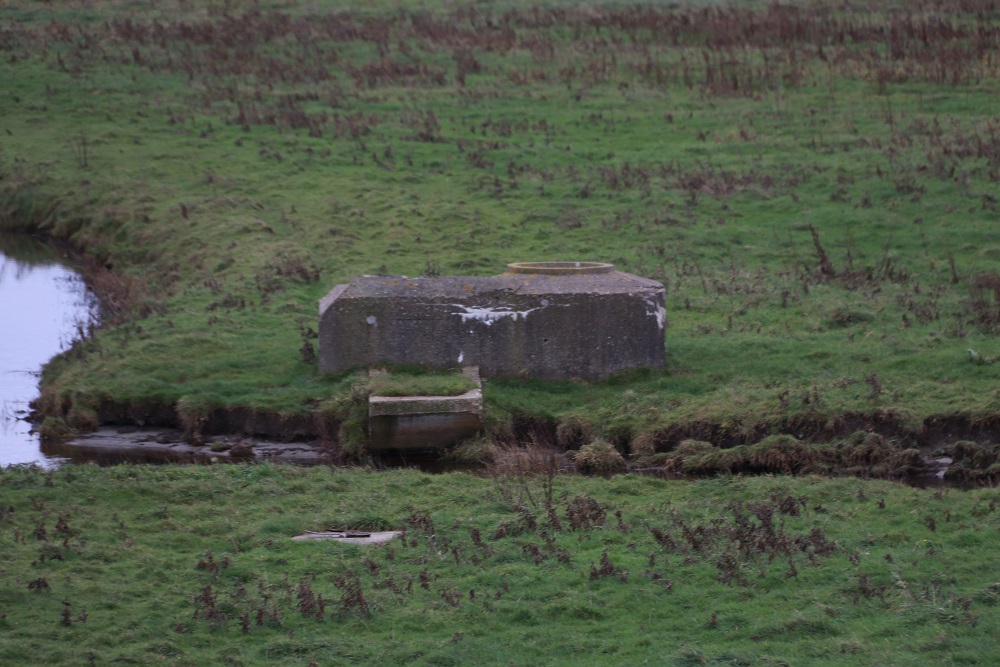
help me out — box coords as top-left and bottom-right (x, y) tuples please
(0, 233), (97, 467)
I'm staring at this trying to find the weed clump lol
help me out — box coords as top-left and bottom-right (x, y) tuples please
(629, 431), (658, 461)
(485, 438), (560, 508)
(555, 417), (593, 450)
(329, 378), (371, 460)
(944, 441), (1000, 483)
(968, 272), (1000, 332)
(572, 439), (626, 475)
(565, 495), (607, 531)
(66, 405), (99, 432)
(744, 435), (818, 474)
(446, 436), (493, 463)
(664, 439), (718, 472)
(177, 394), (217, 445)
(37, 416), (73, 443)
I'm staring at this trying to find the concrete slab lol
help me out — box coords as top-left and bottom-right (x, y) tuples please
(368, 367), (483, 451)
(292, 530), (403, 544)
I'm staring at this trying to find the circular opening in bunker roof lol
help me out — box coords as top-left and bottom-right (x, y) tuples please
(506, 261), (614, 275)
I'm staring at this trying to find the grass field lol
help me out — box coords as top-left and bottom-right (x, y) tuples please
(2, 4), (1000, 663)
(1, 463), (998, 665)
(1, 0), (999, 458)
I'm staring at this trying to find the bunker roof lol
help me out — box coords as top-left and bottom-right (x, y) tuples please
(334, 267), (662, 300)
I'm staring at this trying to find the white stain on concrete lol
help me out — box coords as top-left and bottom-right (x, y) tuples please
(366, 315), (377, 326)
(457, 351), (464, 364)
(448, 304), (542, 326)
(643, 296), (667, 330)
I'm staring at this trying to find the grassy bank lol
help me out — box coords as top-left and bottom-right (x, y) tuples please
(1, 0), (999, 450)
(1, 463), (998, 665)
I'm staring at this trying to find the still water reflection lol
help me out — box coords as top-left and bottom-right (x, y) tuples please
(0, 233), (96, 467)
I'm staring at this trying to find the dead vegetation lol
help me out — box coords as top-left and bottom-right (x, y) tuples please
(18, 2), (999, 139)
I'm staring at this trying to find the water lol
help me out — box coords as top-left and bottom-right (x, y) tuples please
(0, 233), (97, 467)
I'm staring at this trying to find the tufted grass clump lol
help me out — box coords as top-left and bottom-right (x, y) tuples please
(572, 439), (627, 475)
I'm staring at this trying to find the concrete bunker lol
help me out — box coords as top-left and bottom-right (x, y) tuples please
(318, 262), (666, 381)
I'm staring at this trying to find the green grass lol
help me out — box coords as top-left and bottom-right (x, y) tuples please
(370, 368), (478, 397)
(1, 0), (1000, 448)
(3, 8), (1000, 664)
(0, 463), (997, 666)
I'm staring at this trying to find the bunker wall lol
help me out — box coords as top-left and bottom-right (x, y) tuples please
(318, 271), (665, 380)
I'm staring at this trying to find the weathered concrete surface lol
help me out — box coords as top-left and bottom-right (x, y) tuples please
(319, 263), (666, 379)
(369, 413), (482, 451)
(368, 366), (483, 451)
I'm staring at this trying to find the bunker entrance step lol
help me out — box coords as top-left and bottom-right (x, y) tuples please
(367, 367), (483, 452)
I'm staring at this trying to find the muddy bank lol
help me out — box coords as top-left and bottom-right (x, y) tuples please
(47, 428), (331, 465)
(58, 399), (1000, 451)
(92, 400), (324, 442)
(636, 412), (1000, 453)
(50, 425), (984, 488)
(41, 404), (1000, 487)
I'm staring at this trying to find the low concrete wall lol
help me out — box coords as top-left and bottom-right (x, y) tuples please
(368, 367), (483, 451)
(318, 262), (666, 380)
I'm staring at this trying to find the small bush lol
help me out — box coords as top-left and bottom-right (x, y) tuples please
(674, 439), (718, 457)
(573, 439), (626, 475)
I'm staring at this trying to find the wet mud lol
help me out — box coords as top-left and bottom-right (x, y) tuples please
(46, 428), (330, 465)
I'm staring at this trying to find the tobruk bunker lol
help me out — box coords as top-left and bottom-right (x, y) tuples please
(318, 262), (666, 450)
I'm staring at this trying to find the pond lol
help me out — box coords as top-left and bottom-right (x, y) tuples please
(0, 233), (97, 467)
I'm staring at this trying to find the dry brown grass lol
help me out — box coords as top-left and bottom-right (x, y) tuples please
(485, 436), (562, 508)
